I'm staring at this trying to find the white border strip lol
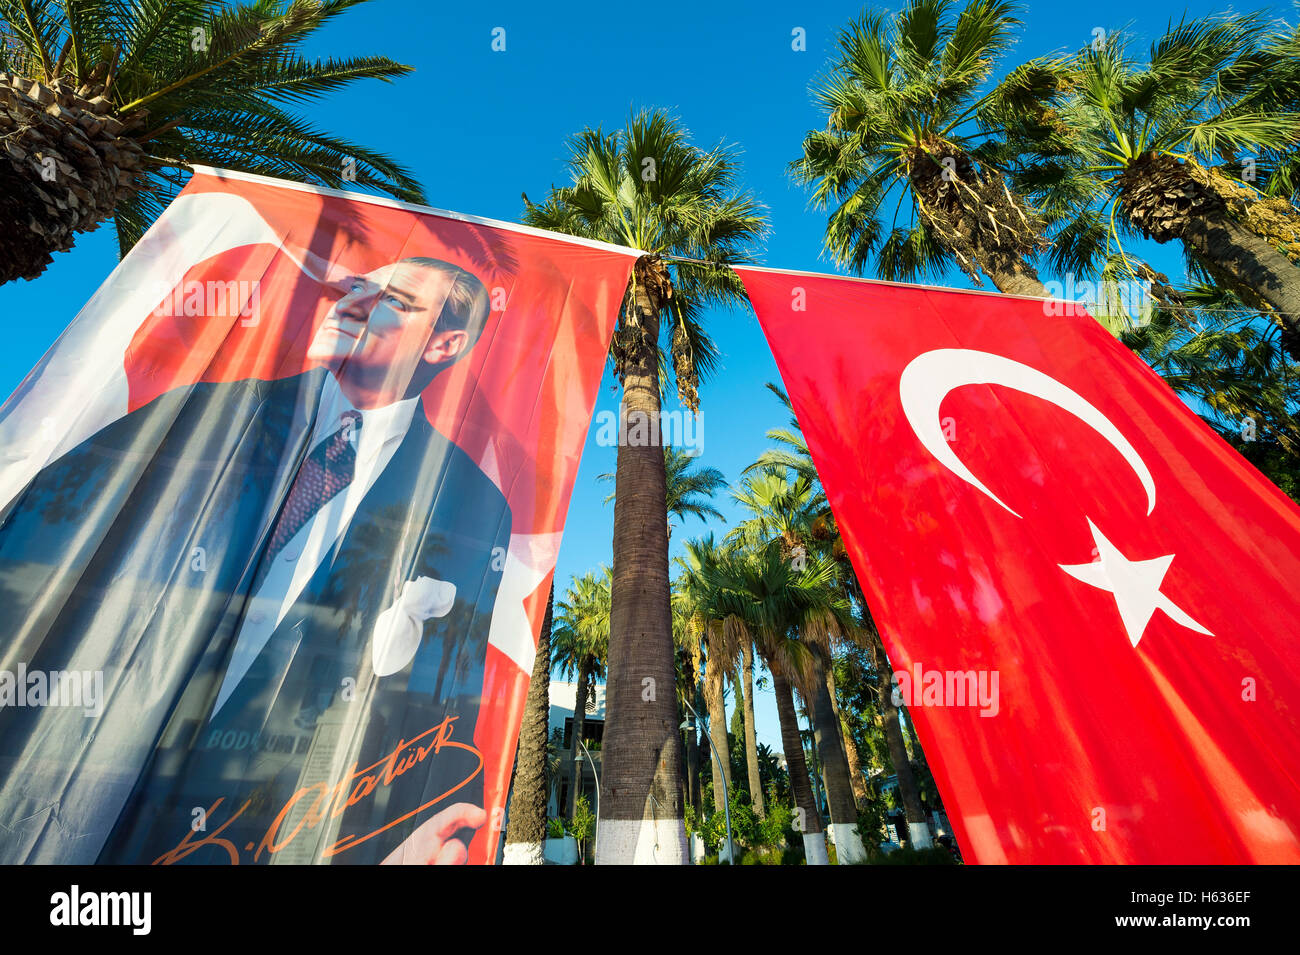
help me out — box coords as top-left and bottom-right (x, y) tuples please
(187, 165), (644, 259)
(734, 262), (1063, 307)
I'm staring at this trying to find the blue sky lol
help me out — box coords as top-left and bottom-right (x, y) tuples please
(0, 0), (1244, 751)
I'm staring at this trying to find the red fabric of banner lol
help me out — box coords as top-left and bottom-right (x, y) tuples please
(738, 266), (1300, 864)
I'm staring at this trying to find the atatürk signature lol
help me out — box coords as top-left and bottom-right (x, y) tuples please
(153, 715), (482, 864)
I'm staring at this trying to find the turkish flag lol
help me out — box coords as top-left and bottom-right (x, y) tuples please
(737, 266), (1300, 864)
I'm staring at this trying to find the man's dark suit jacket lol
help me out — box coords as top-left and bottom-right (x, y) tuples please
(0, 369), (511, 864)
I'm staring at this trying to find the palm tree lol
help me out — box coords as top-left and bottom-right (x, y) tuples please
(793, 0), (1050, 296)
(1003, 13), (1300, 352)
(598, 445), (727, 540)
(826, 650), (871, 807)
(726, 469), (821, 551)
(603, 443), (729, 831)
(728, 465), (870, 860)
(551, 570), (610, 823)
(723, 470), (821, 824)
(0, 0), (422, 284)
(735, 631), (765, 821)
(524, 109), (765, 863)
(1100, 285), (1300, 455)
(670, 591), (703, 817)
(865, 618), (932, 848)
(755, 742), (789, 801)
(748, 383), (931, 850)
(690, 538), (857, 864)
(674, 535), (736, 815)
(503, 583), (554, 865)
(1259, 20), (1300, 205)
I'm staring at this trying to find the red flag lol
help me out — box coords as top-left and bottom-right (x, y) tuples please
(737, 266), (1300, 864)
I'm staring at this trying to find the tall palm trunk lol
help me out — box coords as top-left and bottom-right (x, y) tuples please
(808, 656), (866, 863)
(983, 263), (1050, 298)
(903, 710), (923, 760)
(686, 682), (706, 862)
(1181, 215), (1300, 357)
(684, 716), (701, 813)
(773, 672), (828, 865)
(1120, 154), (1300, 357)
(567, 660), (591, 823)
(702, 657), (733, 805)
(740, 641), (765, 819)
(503, 584), (554, 864)
(596, 268), (687, 864)
(0, 74), (147, 285)
(826, 664), (869, 807)
(684, 675), (702, 816)
(803, 716), (828, 816)
(871, 630), (931, 847)
(908, 152), (1051, 300)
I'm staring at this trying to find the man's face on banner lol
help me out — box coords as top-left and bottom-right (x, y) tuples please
(307, 261), (470, 399)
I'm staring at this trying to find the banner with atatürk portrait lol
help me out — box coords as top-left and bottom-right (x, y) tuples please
(0, 168), (634, 865)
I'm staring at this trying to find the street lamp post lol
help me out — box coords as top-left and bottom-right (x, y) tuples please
(576, 737), (599, 857)
(681, 697), (734, 864)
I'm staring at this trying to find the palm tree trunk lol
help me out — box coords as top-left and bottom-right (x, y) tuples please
(1179, 212), (1300, 359)
(1119, 156), (1300, 359)
(984, 263), (1050, 299)
(567, 661), (591, 823)
(684, 718), (700, 811)
(903, 710), (923, 760)
(808, 657), (866, 863)
(702, 658), (733, 804)
(684, 674), (702, 817)
(503, 583), (554, 864)
(740, 641), (764, 819)
(826, 664), (869, 807)
(803, 717), (827, 817)
(596, 271), (687, 864)
(0, 75), (146, 286)
(773, 672), (828, 864)
(872, 631), (931, 847)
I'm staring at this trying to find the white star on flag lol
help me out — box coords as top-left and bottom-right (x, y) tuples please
(1058, 519), (1214, 647)
(487, 531), (564, 672)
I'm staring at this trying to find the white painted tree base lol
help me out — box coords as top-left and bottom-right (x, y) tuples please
(690, 834), (707, 864)
(594, 818), (689, 864)
(803, 832), (829, 865)
(829, 823), (869, 864)
(502, 841), (544, 865)
(909, 821), (934, 848)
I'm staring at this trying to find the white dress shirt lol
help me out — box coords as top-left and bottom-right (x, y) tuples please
(211, 373), (419, 718)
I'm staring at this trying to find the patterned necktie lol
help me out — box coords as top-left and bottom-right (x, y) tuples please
(259, 410), (363, 581)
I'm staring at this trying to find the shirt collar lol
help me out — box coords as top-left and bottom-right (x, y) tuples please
(309, 371), (420, 466)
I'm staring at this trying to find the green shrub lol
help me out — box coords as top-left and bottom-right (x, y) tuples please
(865, 845), (957, 865)
(571, 795), (596, 862)
(545, 817), (565, 839)
(703, 845), (803, 865)
(757, 801), (795, 849)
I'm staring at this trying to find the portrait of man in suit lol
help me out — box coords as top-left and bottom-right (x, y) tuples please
(0, 255), (511, 865)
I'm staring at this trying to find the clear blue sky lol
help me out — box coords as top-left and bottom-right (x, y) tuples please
(0, 0), (1238, 751)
